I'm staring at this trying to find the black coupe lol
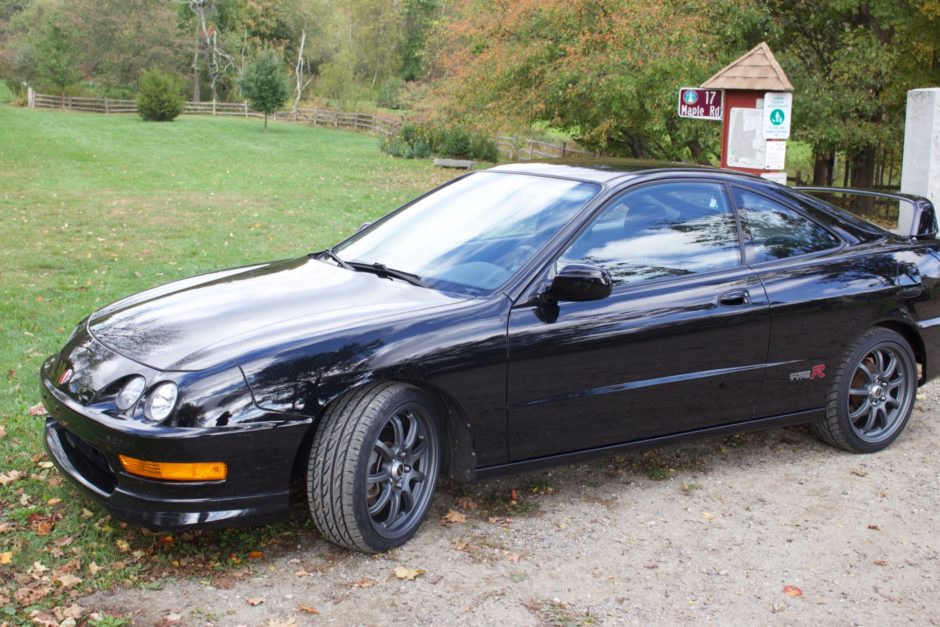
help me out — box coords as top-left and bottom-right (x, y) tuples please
(40, 162), (940, 552)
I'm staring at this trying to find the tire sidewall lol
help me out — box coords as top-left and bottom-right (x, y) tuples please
(352, 386), (440, 552)
(833, 330), (917, 453)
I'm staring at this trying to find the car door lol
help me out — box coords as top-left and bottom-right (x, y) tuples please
(728, 185), (888, 418)
(506, 179), (771, 461)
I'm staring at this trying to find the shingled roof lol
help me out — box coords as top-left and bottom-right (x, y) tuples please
(701, 42), (793, 91)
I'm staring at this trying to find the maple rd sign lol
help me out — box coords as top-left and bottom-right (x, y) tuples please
(677, 88), (723, 121)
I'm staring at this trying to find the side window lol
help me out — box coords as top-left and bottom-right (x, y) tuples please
(733, 188), (839, 263)
(558, 182), (741, 286)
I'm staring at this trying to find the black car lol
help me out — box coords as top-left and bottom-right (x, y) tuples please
(40, 161), (940, 552)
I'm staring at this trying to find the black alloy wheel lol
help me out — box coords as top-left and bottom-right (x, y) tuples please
(813, 327), (918, 453)
(307, 382), (441, 552)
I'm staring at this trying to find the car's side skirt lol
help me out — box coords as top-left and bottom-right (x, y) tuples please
(474, 408), (824, 480)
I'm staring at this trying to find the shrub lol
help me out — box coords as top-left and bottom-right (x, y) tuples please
(381, 122), (497, 162)
(136, 70), (184, 122)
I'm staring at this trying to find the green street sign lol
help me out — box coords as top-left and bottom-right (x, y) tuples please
(769, 109), (785, 125)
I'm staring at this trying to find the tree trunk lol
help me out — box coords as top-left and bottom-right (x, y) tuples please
(264, 112), (268, 130)
(849, 146), (877, 214)
(812, 151), (835, 186)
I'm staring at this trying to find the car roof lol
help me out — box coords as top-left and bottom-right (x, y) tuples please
(488, 158), (731, 185)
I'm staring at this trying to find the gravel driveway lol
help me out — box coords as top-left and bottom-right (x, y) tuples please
(84, 381), (940, 625)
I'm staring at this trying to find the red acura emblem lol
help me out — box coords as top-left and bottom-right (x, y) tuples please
(58, 368), (73, 385)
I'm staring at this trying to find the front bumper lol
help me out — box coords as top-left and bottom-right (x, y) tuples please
(41, 370), (311, 531)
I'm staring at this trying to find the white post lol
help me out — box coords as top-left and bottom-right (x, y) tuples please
(27, 87), (34, 108)
(901, 88), (940, 210)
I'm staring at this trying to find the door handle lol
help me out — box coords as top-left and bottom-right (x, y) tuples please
(717, 289), (751, 307)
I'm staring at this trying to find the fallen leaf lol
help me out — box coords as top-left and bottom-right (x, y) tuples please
(454, 539), (470, 552)
(510, 489), (520, 502)
(783, 585), (803, 597)
(867, 524), (881, 531)
(28, 513), (54, 536)
(159, 536), (174, 545)
(294, 569), (309, 577)
(28, 402), (46, 416)
(393, 566), (427, 581)
(81, 508), (94, 519)
(702, 512), (716, 521)
(0, 552), (11, 564)
(115, 539), (131, 552)
(245, 597), (264, 606)
(298, 605), (320, 614)
(161, 613), (182, 625)
(88, 562), (103, 576)
(0, 469), (24, 486)
(14, 585), (50, 605)
(55, 573), (82, 589)
(30, 561), (50, 576)
(487, 516), (513, 526)
(38, 461), (54, 469)
(58, 558), (80, 574)
(60, 604), (86, 620)
(355, 577), (376, 588)
(874, 559), (888, 567)
(27, 610), (57, 627)
(850, 468), (868, 477)
(454, 496), (478, 510)
(507, 552), (521, 564)
(0, 425), (5, 437)
(442, 509), (466, 524)
(248, 550), (263, 559)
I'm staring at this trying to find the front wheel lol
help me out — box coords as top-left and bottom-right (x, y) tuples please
(813, 328), (918, 453)
(307, 382), (440, 552)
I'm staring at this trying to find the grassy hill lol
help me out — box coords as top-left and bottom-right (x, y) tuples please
(0, 103), (457, 617)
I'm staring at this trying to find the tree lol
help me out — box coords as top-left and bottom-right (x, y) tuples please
(432, 0), (730, 161)
(136, 69), (185, 121)
(34, 22), (79, 93)
(238, 48), (289, 129)
(761, 0), (940, 187)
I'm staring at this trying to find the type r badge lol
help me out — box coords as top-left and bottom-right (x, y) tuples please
(789, 364), (826, 382)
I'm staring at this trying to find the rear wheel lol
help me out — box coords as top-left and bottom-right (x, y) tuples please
(307, 382), (440, 552)
(813, 328), (918, 453)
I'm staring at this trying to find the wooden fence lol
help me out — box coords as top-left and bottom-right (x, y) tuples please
(29, 89), (404, 137)
(27, 88), (595, 161)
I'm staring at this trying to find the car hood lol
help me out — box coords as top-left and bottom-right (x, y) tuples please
(87, 256), (467, 371)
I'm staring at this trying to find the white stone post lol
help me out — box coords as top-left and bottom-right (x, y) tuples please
(27, 86), (34, 108)
(901, 88), (940, 210)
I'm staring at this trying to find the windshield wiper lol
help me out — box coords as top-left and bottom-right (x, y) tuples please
(347, 261), (428, 288)
(317, 248), (354, 271)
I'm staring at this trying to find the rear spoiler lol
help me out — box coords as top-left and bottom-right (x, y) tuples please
(795, 187), (938, 240)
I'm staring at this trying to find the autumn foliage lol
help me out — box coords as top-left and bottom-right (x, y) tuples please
(432, 0), (744, 161)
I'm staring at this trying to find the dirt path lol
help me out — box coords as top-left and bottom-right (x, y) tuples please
(83, 382), (940, 626)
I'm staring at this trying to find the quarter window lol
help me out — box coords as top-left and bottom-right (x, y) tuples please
(733, 188), (839, 263)
(558, 182), (741, 286)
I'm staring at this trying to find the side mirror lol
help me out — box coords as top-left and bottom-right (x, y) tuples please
(357, 221), (373, 233)
(545, 264), (612, 302)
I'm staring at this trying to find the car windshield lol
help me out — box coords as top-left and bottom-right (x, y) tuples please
(334, 172), (600, 294)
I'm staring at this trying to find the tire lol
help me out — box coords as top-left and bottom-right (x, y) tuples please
(306, 382), (441, 552)
(812, 327), (918, 453)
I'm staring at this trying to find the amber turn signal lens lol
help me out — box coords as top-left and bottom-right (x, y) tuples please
(119, 455), (227, 481)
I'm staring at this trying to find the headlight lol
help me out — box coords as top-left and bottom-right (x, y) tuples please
(144, 382), (178, 423)
(116, 376), (146, 411)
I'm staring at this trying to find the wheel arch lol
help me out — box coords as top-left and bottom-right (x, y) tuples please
(288, 378), (478, 506)
(872, 319), (927, 384)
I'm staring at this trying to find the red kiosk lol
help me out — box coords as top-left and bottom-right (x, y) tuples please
(684, 43), (794, 184)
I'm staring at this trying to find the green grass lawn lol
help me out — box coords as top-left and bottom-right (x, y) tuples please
(0, 104), (456, 621)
